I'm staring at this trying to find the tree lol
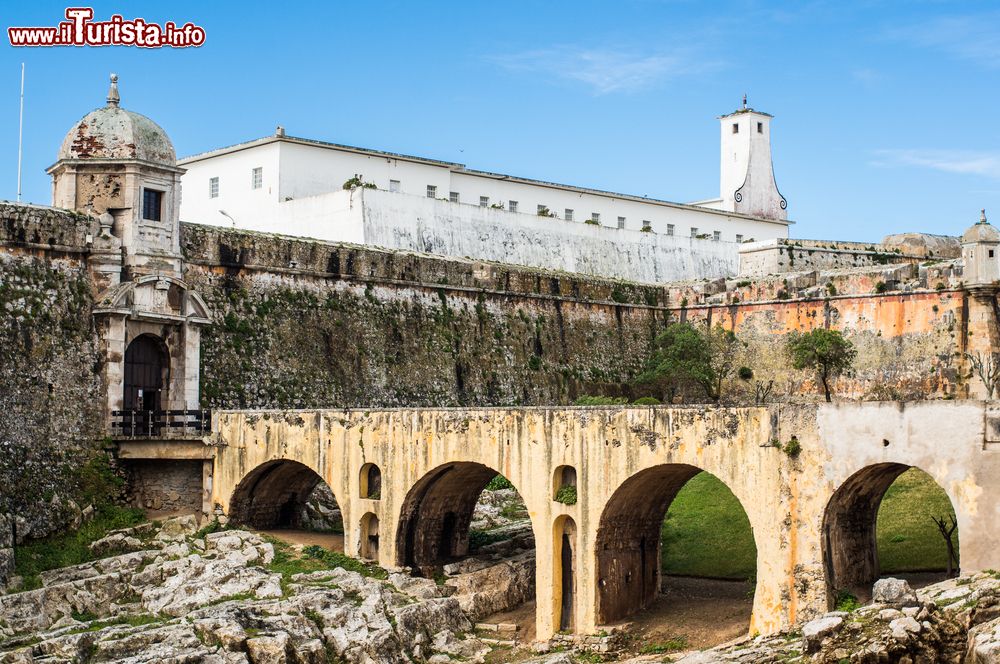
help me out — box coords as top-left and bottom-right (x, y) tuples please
(931, 515), (959, 578)
(966, 351), (1000, 399)
(636, 322), (742, 403)
(786, 328), (856, 402)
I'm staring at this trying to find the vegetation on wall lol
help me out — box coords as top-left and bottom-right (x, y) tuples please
(634, 322), (743, 403)
(786, 328), (857, 402)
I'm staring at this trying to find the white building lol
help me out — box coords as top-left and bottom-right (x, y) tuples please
(178, 101), (792, 282)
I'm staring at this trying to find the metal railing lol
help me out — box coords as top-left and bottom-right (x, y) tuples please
(110, 409), (211, 438)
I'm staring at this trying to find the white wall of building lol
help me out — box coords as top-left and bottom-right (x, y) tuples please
(180, 141), (281, 231)
(718, 110), (786, 220)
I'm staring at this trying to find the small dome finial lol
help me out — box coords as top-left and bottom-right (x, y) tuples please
(981, 208), (988, 224)
(107, 73), (120, 107)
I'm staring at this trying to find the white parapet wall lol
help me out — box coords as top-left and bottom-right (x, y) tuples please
(268, 187), (739, 283)
(738, 237), (926, 277)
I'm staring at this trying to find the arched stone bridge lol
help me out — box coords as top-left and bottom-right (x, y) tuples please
(201, 402), (1000, 642)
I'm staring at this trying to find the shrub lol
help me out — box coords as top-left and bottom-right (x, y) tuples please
(341, 175), (377, 190)
(783, 436), (802, 457)
(485, 475), (514, 491)
(527, 355), (542, 371)
(875, 281), (887, 294)
(826, 282), (837, 296)
(573, 395), (628, 405)
(632, 396), (661, 405)
(834, 589), (860, 612)
(554, 485), (577, 505)
(738, 366), (754, 381)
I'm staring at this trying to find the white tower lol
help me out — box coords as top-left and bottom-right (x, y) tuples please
(718, 96), (787, 221)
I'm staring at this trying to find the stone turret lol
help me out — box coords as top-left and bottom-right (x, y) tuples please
(47, 73), (184, 277)
(962, 209), (1000, 285)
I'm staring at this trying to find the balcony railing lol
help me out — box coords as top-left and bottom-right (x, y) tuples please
(111, 409), (212, 438)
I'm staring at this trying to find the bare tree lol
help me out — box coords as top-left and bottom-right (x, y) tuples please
(966, 351), (1000, 399)
(754, 379), (774, 405)
(931, 515), (959, 578)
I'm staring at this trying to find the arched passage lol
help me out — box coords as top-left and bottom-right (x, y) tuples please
(823, 463), (960, 604)
(229, 459), (342, 534)
(396, 462), (533, 575)
(553, 515), (577, 632)
(123, 334), (168, 412)
(595, 464), (758, 629)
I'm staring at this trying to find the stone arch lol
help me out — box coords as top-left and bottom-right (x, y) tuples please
(553, 515), (577, 632)
(229, 459), (341, 530)
(594, 464), (758, 625)
(395, 461), (533, 576)
(123, 333), (169, 412)
(822, 463), (960, 604)
(360, 463), (382, 499)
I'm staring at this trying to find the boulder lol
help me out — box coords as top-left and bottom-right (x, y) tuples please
(873, 577), (919, 607)
(802, 614), (844, 652)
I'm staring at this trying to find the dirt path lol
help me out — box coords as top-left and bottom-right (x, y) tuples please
(258, 529), (345, 552)
(612, 576), (753, 652)
(482, 600), (537, 643)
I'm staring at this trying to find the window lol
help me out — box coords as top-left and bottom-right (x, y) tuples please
(991, 250), (996, 258)
(509, 200), (518, 213)
(142, 189), (163, 221)
(691, 227), (698, 238)
(209, 177), (219, 199)
(450, 191), (460, 203)
(591, 213), (600, 223)
(565, 208), (574, 221)
(757, 122), (763, 133)
(732, 123), (739, 134)
(617, 216), (626, 229)
(251, 167), (262, 189)
(736, 234), (743, 243)
(666, 224), (674, 236)
(537, 204), (546, 214)
(480, 196), (489, 207)
(389, 179), (400, 193)
(426, 185), (437, 198)
(713, 231), (721, 241)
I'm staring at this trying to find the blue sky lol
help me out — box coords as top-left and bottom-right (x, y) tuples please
(1, 1), (999, 241)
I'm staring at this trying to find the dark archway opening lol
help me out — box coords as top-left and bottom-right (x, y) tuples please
(124, 334), (168, 413)
(823, 464), (960, 607)
(596, 465), (757, 649)
(229, 460), (343, 547)
(396, 463), (536, 637)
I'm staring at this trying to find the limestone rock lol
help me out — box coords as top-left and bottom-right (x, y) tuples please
(246, 632), (291, 664)
(802, 614), (844, 652)
(968, 616), (1000, 663)
(873, 577), (919, 607)
(889, 616), (922, 641)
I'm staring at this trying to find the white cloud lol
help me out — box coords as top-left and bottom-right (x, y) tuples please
(489, 46), (718, 94)
(886, 13), (1000, 68)
(872, 149), (1000, 180)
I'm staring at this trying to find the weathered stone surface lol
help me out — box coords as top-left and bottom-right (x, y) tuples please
(445, 551), (535, 621)
(873, 577), (919, 607)
(802, 614), (844, 652)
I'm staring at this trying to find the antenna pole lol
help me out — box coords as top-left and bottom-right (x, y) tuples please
(16, 63), (24, 203)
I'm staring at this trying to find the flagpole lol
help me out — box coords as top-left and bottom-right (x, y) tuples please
(16, 63), (24, 203)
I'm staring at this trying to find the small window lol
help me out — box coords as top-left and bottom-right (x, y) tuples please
(426, 185), (437, 198)
(617, 216), (626, 229)
(142, 189), (163, 222)
(251, 167), (262, 190)
(509, 200), (518, 213)
(565, 208), (574, 221)
(208, 177), (219, 199)
(450, 191), (460, 203)
(691, 227), (698, 238)
(666, 224), (674, 236)
(480, 196), (489, 207)
(389, 179), (400, 193)
(537, 204), (546, 214)
(732, 123), (739, 134)
(713, 231), (721, 241)
(757, 122), (763, 133)
(991, 250), (996, 258)
(736, 234), (743, 243)
(591, 212), (600, 223)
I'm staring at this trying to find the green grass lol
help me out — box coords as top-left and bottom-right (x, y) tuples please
(661, 472), (757, 579)
(660, 468), (958, 579)
(877, 468), (958, 572)
(14, 505), (146, 590)
(261, 536), (387, 594)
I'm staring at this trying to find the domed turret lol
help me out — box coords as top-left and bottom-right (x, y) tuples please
(57, 76), (175, 165)
(962, 209), (1000, 284)
(48, 73), (185, 276)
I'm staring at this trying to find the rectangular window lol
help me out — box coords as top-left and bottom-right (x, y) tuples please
(991, 250), (996, 258)
(142, 189), (163, 222)
(591, 213), (600, 223)
(617, 216), (626, 229)
(757, 122), (763, 133)
(209, 177), (219, 199)
(736, 234), (743, 243)
(565, 208), (574, 221)
(389, 179), (400, 193)
(480, 196), (489, 207)
(713, 231), (721, 241)
(732, 123), (739, 134)
(450, 191), (460, 203)
(691, 227), (698, 238)
(426, 185), (437, 198)
(666, 224), (674, 236)
(509, 200), (518, 213)
(251, 167), (262, 190)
